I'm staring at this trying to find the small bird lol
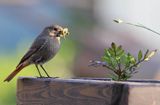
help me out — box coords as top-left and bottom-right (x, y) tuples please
(4, 25), (69, 82)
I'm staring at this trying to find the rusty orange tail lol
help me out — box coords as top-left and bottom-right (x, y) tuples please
(4, 62), (29, 82)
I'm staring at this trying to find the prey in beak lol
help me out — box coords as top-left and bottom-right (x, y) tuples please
(59, 28), (69, 39)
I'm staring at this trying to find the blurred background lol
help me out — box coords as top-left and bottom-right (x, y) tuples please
(1, 0), (160, 104)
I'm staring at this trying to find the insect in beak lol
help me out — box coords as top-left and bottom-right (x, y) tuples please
(61, 28), (69, 39)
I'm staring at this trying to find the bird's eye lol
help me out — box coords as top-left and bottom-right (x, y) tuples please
(53, 28), (58, 31)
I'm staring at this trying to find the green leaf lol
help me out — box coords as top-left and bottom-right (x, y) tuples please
(102, 56), (110, 63)
(130, 57), (136, 64)
(120, 54), (128, 65)
(104, 49), (111, 58)
(108, 48), (115, 57)
(117, 45), (122, 51)
(117, 49), (124, 58)
(138, 50), (143, 61)
(111, 42), (116, 50)
(127, 53), (136, 64)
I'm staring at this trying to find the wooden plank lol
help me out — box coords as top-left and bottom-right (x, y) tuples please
(17, 77), (115, 105)
(17, 77), (160, 105)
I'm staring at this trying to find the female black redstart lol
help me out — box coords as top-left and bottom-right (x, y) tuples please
(4, 25), (69, 82)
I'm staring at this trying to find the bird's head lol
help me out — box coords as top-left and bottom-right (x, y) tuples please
(46, 25), (69, 38)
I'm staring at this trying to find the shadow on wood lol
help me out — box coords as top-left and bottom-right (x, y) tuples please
(17, 77), (160, 105)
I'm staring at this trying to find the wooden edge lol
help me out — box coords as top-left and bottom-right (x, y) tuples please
(17, 77), (160, 86)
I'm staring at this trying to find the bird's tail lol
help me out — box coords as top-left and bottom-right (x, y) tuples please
(4, 62), (29, 82)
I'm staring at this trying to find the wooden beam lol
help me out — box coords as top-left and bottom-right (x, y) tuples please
(17, 77), (160, 105)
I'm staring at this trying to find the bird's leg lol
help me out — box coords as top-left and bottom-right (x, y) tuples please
(40, 65), (51, 77)
(35, 64), (43, 77)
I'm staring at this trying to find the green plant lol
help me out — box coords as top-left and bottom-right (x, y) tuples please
(90, 42), (157, 81)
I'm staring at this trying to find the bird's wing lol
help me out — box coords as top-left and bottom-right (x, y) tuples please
(17, 37), (47, 67)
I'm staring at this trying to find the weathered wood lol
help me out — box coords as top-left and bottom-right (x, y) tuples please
(17, 77), (160, 105)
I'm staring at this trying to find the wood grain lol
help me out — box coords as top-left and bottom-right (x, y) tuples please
(17, 77), (160, 105)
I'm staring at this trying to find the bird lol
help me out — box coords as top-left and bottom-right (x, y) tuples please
(4, 25), (69, 82)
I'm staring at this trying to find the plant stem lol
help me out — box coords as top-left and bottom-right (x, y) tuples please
(126, 23), (160, 36)
(102, 64), (118, 72)
(129, 50), (149, 71)
(89, 60), (118, 72)
(113, 46), (122, 79)
(114, 19), (160, 36)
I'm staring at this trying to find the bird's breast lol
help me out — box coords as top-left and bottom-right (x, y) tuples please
(33, 37), (61, 64)
(49, 37), (61, 54)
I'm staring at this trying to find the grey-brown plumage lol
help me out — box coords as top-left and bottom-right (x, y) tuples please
(4, 25), (69, 82)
